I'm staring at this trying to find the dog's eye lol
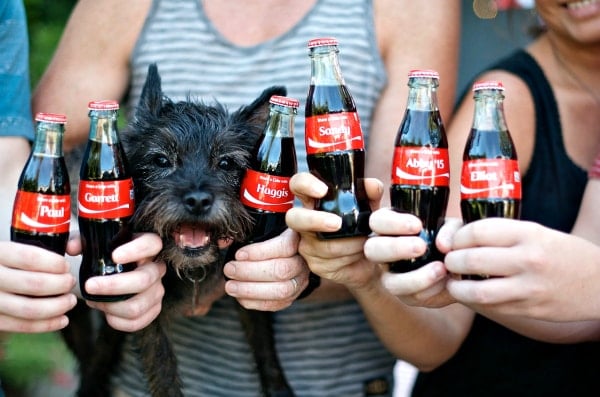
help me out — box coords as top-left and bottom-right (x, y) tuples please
(218, 157), (236, 171)
(153, 154), (172, 168)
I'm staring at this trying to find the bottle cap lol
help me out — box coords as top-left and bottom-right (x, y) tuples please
(408, 69), (439, 79)
(35, 112), (67, 123)
(270, 95), (300, 108)
(472, 80), (504, 92)
(88, 100), (120, 110)
(308, 37), (339, 48)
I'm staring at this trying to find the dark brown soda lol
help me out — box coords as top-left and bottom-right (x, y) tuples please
(460, 128), (521, 222)
(11, 154), (70, 255)
(79, 140), (135, 302)
(306, 84), (371, 239)
(246, 136), (296, 243)
(461, 127), (520, 280)
(390, 109), (449, 272)
(390, 186), (449, 272)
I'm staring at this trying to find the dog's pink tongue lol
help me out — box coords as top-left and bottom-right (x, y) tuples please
(175, 226), (209, 248)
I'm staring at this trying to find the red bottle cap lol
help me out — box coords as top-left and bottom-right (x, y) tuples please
(270, 95), (300, 108)
(472, 80), (504, 92)
(35, 112), (67, 123)
(88, 100), (120, 110)
(308, 37), (339, 48)
(408, 69), (439, 79)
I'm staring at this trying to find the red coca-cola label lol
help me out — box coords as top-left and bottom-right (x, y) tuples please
(240, 169), (293, 212)
(78, 179), (135, 219)
(12, 191), (71, 233)
(305, 112), (364, 154)
(391, 147), (450, 186)
(460, 159), (521, 199)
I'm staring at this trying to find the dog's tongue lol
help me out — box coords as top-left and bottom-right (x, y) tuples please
(175, 225), (210, 248)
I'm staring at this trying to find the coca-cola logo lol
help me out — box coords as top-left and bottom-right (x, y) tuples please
(77, 179), (135, 219)
(305, 112), (365, 154)
(84, 192), (119, 203)
(391, 147), (450, 187)
(256, 183), (289, 199)
(39, 205), (65, 218)
(405, 158), (446, 170)
(319, 124), (350, 137)
(12, 191), (71, 233)
(240, 169), (293, 212)
(460, 159), (521, 199)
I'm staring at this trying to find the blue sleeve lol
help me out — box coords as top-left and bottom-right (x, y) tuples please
(0, 0), (34, 141)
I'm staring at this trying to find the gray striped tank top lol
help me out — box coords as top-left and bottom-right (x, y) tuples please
(117, 1), (394, 396)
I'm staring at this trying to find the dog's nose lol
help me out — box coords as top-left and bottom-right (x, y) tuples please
(183, 191), (214, 215)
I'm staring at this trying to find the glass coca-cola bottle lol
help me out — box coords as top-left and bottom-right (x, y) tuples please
(305, 37), (371, 239)
(389, 70), (450, 273)
(78, 100), (136, 301)
(11, 113), (71, 255)
(240, 95), (298, 244)
(461, 80), (521, 223)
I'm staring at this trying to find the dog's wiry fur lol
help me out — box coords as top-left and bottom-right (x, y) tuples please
(63, 64), (294, 397)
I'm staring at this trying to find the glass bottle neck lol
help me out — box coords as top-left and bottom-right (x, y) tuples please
(265, 106), (296, 138)
(32, 122), (65, 157)
(88, 110), (120, 144)
(472, 90), (508, 132)
(309, 45), (345, 86)
(406, 78), (440, 112)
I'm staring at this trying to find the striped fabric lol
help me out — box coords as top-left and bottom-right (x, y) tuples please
(116, 1), (394, 396)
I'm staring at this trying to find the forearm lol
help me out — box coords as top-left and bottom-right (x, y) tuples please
(350, 277), (472, 371)
(0, 137), (31, 241)
(484, 311), (600, 344)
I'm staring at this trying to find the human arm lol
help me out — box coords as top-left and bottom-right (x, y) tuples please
(286, 172), (471, 371)
(31, 0), (150, 148)
(369, 0), (460, 206)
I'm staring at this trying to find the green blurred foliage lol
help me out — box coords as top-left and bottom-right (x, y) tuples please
(24, 0), (76, 87)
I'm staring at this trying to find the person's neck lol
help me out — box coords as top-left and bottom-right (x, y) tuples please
(543, 33), (600, 105)
(201, 0), (317, 47)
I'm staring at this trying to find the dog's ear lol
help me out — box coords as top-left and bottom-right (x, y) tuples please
(236, 85), (288, 129)
(137, 63), (164, 118)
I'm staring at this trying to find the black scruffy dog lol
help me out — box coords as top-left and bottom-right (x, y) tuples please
(62, 64), (294, 397)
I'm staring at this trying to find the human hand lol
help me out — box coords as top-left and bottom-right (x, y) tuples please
(0, 241), (77, 333)
(365, 211), (462, 308)
(223, 228), (308, 311)
(285, 173), (383, 292)
(71, 232), (167, 331)
(445, 218), (600, 321)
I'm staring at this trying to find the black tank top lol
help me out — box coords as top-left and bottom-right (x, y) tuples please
(412, 50), (600, 397)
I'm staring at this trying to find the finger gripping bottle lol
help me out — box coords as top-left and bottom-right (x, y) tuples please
(460, 81), (521, 222)
(11, 113), (71, 255)
(240, 95), (299, 244)
(78, 100), (136, 301)
(389, 70), (450, 273)
(305, 37), (372, 239)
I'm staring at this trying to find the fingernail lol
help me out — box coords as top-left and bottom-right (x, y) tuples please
(85, 279), (98, 293)
(224, 262), (236, 276)
(413, 239), (426, 255)
(313, 182), (328, 196)
(408, 219), (422, 233)
(226, 282), (238, 296)
(236, 249), (249, 260)
(324, 215), (342, 230)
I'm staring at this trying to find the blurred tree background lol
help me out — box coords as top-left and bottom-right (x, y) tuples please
(0, 2), (77, 397)
(25, 0), (76, 86)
